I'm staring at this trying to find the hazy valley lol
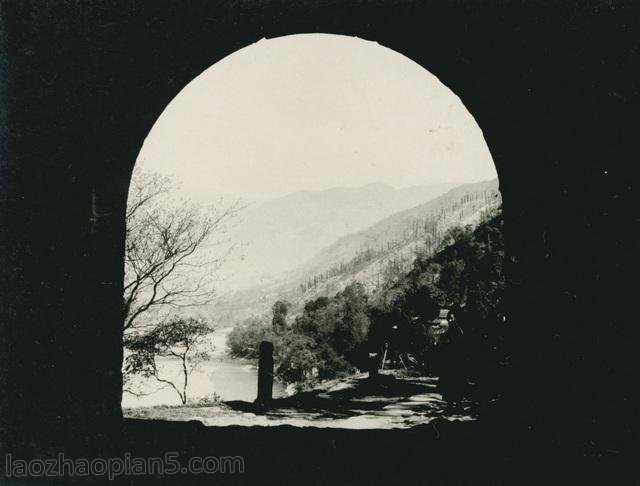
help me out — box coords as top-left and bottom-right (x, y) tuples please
(210, 178), (501, 325)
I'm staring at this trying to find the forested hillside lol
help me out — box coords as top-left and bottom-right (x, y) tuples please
(212, 179), (500, 324)
(219, 181), (458, 290)
(228, 207), (507, 405)
(296, 178), (500, 293)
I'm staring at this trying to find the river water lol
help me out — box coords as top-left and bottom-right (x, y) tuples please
(122, 328), (476, 429)
(122, 327), (286, 408)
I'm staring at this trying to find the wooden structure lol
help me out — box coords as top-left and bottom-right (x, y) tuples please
(427, 308), (454, 346)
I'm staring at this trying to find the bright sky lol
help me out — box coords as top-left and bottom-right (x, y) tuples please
(137, 33), (497, 201)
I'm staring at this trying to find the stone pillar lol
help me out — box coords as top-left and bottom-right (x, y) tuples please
(256, 341), (274, 404)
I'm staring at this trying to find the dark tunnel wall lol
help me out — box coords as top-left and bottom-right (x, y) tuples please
(0, 0), (637, 461)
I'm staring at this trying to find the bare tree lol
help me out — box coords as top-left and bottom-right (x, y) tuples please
(123, 165), (243, 332)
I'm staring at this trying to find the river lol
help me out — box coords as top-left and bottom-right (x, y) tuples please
(122, 327), (286, 408)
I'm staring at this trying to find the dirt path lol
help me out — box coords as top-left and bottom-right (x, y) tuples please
(124, 371), (475, 429)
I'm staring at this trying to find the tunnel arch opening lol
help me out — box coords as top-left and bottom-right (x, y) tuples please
(121, 33), (505, 425)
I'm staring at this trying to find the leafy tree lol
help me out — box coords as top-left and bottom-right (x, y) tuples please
(303, 296), (329, 314)
(227, 316), (275, 359)
(271, 300), (290, 334)
(292, 282), (371, 378)
(274, 334), (320, 385)
(123, 317), (212, 404)
(331, 282), (370, 364)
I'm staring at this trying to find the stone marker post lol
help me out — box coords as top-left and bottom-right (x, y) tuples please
(256, 340), (274, 404)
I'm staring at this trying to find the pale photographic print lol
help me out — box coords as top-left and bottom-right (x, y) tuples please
(2, 2), (635, 484)
(122, 34), (503, 429)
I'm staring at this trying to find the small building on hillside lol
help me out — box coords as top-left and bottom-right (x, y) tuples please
(426, 308), (454, 346)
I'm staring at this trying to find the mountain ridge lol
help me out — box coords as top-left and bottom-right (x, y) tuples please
(209, 178), (501, 325)
(218, 181), (461, 290)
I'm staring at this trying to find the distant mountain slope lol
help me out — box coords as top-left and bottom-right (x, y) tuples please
(219, 181), (459, 290)
(211, 179), (500, 324)
(299, 179), (500, 277)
